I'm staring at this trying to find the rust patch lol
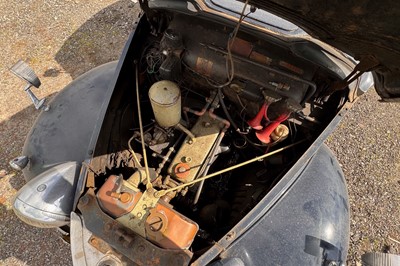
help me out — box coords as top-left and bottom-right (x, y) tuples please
(74, 251), (85, 260)
(88, 236), (112, 254)
(97, 175), (142, 217)
(78, 190), (193, 265)
(249, 51), (272, 65)
(86, 171), (95, 188)
(173, 163), (191, 180)
(230, 38), (253, 57)
(195, 57), (213, 77)
(145, 202), (199, 250)
(279, 61), (304, 75)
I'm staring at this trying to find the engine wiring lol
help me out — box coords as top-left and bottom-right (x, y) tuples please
(207, 0), (252, 89)
(146, 46), (162, 74)
(217, 88), (270, 148)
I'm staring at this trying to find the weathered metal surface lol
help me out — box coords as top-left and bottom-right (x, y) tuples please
(116, 188), (159, 238)
(22, 61), (117, 181)
(88, 236), (112, 254)
(97, 175), (198, 250)
(12, 162), (80, 228)
(230, 38), (253, 58)
(249, 51), (272, 65)
(278, 61), (304, 75)
(168, 115), (222, 183)
(97, 175), (142, 217)
(70, 211), (132, 266)
(78, 189), (193, 266)
(195, 57), (213, 77)
(145, 202), (199, 250)
(148, 80), (182, 128)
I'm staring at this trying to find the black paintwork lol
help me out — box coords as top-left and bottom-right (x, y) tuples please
(237, 0), (400, 100)
(22, 62), (117, 181)
(219, 144), (349, 265)
(19, 5), (354, 265)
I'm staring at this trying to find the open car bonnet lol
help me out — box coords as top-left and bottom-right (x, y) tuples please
(180, 0), (400, 101)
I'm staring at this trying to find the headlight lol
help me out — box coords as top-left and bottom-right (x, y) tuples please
(12, 162), (80, 228)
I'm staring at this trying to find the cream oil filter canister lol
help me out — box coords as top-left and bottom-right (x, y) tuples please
(148, 80), (181, 128)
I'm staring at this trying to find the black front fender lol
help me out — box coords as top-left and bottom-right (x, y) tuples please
(219, 144), (350, 265)
(22, 61), (117, 181)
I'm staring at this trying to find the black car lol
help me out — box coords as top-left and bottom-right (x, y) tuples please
(10, 0), (400, 265)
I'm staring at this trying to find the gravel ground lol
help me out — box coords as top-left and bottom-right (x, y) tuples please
(0, 1), (399, 265)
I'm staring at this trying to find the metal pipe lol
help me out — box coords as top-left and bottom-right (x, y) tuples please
(182, 91), (216, 125)
(183, 104), (209, 117)
(175, 123), (196, 143)
(155, 140), (305, 197)
(208, 108), (230, 131)
(154, 132), (184, 177)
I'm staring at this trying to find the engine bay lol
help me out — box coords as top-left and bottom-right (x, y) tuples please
(78, 12), (349, 263)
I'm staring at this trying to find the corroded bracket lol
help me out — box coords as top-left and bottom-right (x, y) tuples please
(78, 189), (192, 266)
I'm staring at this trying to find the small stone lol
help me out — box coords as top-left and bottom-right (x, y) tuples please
(0, 169), (7, 178)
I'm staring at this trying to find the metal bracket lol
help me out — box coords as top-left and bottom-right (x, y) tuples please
(10, 60), (49, 111)
(330, 55), (380, 92)
(23, 84), (49, 111)
(78, 189), (192, 265)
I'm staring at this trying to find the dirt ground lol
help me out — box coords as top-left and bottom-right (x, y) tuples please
(0, 1), (399, 265)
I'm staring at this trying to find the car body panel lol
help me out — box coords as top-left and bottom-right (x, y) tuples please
(220, 144), (349, 265)
(22, 62), (117, 181)
(226, 0), (400, 100)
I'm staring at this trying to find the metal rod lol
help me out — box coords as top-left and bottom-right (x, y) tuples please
(193, 131), (225, 205)
(135, 65), (152, 189)
(128, 135), (142, 167)
(155, 140), (305, 197)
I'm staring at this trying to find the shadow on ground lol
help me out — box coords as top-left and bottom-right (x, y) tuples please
(55, 0), (139, 79)
(0, 1), (139, 265)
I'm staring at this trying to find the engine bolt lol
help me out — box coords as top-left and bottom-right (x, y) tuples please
(104, 223), (113, 231)
(119, 192), (132, 203)
(203, 122), (211, 128)
(178, 167), (186, 173)
(183, 156), (192, 163)
(110, 192), (132, 203)
(147, 215), (164, 232)
(174, 163), (191, 179)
